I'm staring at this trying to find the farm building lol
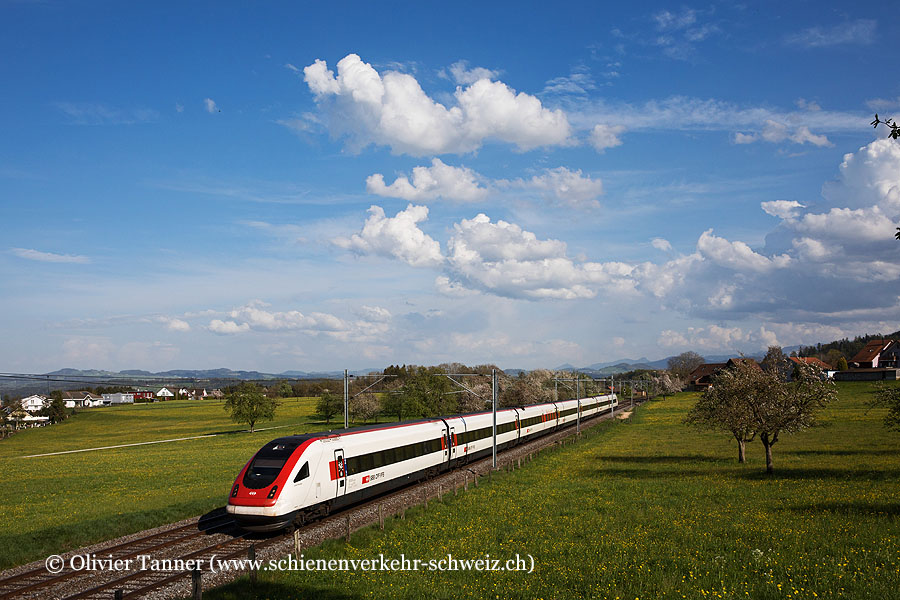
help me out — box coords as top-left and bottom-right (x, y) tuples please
(789, 356), (832, 369)
(850, 339), (899, 368)
(156, 387), (175, 399)
(101, 392), (134, 405)
(688, 363), (726, 391)
(687, 358), (762, 391)
(60, 391), (100, 408)
(835, 368), (899, 381)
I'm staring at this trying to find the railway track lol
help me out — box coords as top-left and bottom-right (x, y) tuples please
(0, 402), (640, 600)
(0, 512), (237, 600)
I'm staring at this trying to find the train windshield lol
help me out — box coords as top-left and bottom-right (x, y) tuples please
(242, 441), (299, 489)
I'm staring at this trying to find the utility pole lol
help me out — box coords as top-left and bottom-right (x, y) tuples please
(343, 369), (349, 429)
(491, 368), (498, 469)
(610, 374), (615, 417)
(575, 374), (581, 434)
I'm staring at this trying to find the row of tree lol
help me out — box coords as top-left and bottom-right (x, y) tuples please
(223, 364), (666, 432)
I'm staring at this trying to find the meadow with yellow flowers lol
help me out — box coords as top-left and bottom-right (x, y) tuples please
(206, 381), (899, 600)
(0, 396), (332, 569)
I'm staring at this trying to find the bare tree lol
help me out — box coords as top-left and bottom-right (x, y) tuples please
(761, 345), (792, 381)
(653, 371), (683, 400)
(458, 380), (492, 413)
(349, 392), (380, 423)
(503, 371), (553, 406)
(668, 351), (705, 381)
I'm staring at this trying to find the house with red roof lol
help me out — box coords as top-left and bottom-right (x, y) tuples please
(850, 340), (898, 369)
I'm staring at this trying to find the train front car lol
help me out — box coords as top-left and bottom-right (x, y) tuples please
(227, 435), (316, 532)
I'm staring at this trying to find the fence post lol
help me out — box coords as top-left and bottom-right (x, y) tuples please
(248, 544), (257, 585)
(293, 529), (300, 558)
(379, 503), (384, 530)
(192, 566), (202, 600)
(345, 515), (352, 541)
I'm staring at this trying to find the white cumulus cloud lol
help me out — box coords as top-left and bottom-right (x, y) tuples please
(158, 317), (191, 332)
(697, 229), (791, 273)
(761, 200), (805, 219)
(366, 158), (488, 202)
(651, 238), (673, 252)
(444, 214), (634, 300)
(209, 319), (250, 335)
(334, 204), (443, 267)
(444, 60), (499, 85)
(525, 167), (604, 209)
(302, 53), (572, 156)
(589, 124), (625, 151)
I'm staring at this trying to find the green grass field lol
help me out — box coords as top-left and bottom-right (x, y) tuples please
(203, 382), (900, 600)
(0, 397), (361, 570)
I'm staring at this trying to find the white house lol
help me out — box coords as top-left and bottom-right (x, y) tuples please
(156, 387), (175, 399)
(61, 391), (99, 409)
(6, 411), (49, 428)
(101, 392), (134, 405)
(20, 395), (48, 413)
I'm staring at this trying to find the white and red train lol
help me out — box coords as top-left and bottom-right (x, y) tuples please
(227, 394), (617, 531)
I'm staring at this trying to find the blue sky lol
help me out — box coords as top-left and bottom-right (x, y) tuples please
(2, 0), (899, 373)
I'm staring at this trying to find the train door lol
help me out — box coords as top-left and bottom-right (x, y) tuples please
(334, 449), (347, 497)
(514, 415), (521, 443)
(449, 427), (457, 461)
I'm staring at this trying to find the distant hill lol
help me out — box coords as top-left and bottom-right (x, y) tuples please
(42, 367), (387, 382)
(554, 352), (768, 376)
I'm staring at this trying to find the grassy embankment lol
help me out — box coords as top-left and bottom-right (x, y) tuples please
(0, 396), (359, 569)
(205, 382), (900, 600)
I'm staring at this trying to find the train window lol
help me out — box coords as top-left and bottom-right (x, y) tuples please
(242, 441), (299, 489)
(361, 454), (374, 472)
(294, 462), (310, 483)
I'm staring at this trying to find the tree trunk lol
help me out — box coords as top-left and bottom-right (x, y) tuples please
(737, 438), (746, 463)
(761, 433), (774, 473)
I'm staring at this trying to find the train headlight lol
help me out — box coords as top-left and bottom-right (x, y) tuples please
(267, 485), (278, 499)
(231, 484), (239, 498)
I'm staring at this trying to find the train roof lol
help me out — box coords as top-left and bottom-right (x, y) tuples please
(271, 393), (617, 443)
